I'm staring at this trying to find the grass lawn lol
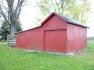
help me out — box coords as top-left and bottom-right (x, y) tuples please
(0, 41), (94, 70)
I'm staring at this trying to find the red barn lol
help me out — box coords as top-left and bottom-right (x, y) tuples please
(16, 12), (88, 53)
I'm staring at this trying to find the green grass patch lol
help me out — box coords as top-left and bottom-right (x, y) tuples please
(0, 41), (94, 70)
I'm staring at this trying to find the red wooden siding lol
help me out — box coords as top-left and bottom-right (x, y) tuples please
(67, 23), (87, 52)
(25, 30), (44, 51)
(42, 14), (67, 30)
(44, 29), (67, 52)
(16, 30), (44, 51)
(16, 32), (26, 48)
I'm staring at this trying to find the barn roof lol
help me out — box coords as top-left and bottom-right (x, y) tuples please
(41, 12), (88, 28)
(61, 15), (88, 28)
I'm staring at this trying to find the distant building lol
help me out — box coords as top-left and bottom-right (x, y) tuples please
(87, 37), (94, 40)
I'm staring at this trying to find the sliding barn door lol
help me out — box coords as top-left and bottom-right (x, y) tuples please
(44, 30), (66, 52)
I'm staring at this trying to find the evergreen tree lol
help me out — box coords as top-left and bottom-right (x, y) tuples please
(16, 21), (23, 32)
(0, 21), (10, 41)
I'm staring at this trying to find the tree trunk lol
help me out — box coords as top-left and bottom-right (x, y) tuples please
(10, 23), (16, 35)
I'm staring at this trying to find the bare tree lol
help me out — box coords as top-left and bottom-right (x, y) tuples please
(0, 0), (25, 35)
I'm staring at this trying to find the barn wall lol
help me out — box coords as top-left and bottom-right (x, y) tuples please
(16, 32), (25, 48)
(67, 23), (87, 52)
(41, 15), (67, 30)
(25, 30), (44, 51)
(16, 29), (44, 51)
(42, 15), (67, 52)
(16, 15), (67, 52)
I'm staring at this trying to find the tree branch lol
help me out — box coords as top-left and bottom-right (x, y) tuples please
(15, 0), (24, 18)
(59, 0), (65, 10)
(0, 5), (10, 24)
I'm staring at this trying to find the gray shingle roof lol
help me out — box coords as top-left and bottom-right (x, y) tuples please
(61, 15), (88, 28)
